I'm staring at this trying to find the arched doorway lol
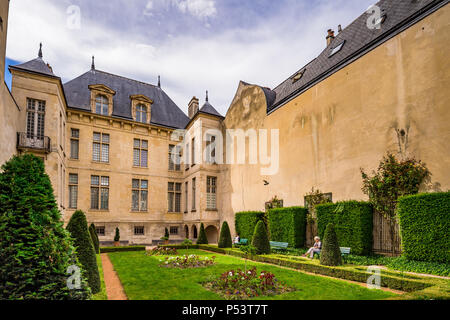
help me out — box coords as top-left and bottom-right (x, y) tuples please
(184, 225), (189, 239)
(192, 225), (198, 239)
(205, 225), (219, 244)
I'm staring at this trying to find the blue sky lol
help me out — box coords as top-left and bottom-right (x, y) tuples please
(5, 0), (376, 115)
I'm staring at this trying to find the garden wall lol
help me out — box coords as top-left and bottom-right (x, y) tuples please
(397, 192), (450, 263)
(316, 201), (373, 255)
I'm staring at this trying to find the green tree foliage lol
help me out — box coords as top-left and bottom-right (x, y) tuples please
(165, 227), (170, 239)
(398, 192), (450, 263)
(0, 154), (90, 299)
(66, 210), (101, 294)
(268, 207), (307, 248)
(197, 223), (209, 245)
(251, 220), (271, 255)
(316, 201), (373, 255)
(114, 227), (120, 242)
(218, 221), (232, 248)
(320, 223), (343, 266)
(89, 223), (100, 254)
(361, 153), (431, 253)
(235, 211), (265, 242)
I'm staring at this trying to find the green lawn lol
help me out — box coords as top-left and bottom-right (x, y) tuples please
(108, 249), (397, 300)
(92, 254), (108, 300)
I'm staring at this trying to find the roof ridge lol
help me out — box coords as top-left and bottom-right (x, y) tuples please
(93, 69), (159, 89)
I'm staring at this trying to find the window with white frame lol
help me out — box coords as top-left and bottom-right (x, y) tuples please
(206, 134), (216, 164)
(133, 139), (148, 167)
(26, 98), (45, 139)
(136, 104), (147, 123)
(132, 179), (148, 212)
(206, 176), (217, 210)
(93, 133), (110, 163)
(95, 94), (109, 115)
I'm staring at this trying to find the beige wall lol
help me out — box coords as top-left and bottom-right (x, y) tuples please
(221, 5), (450, 235)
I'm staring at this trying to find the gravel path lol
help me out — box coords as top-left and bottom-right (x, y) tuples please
(101, 253), (128, 300)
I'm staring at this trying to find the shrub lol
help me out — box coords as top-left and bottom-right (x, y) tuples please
(218, 221), (232, 248)
(316, 201), (373, 255)
(165, 228), (170, 239)
(100, 246), (146, 253)
(0, 154), (90, 300)
(268, 207), (307, 248)
(252, 221), (271, 255)
(89, 223), (100, 254)
(398, 192), (450, 263)
(197, 223), (208, 244)
(114, 228), (120, 242)
(320, 223), (343, 266)
(66, 210), (101, 294)
(235, 211), (265, 242)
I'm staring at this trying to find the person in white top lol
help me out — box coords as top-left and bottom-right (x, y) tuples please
(303, 236), (322, 259)
(234, 234), (240, 244)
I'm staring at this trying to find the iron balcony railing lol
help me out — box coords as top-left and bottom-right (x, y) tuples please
(17, 132), (51, 153)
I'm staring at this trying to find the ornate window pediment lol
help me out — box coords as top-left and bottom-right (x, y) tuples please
(130, 94), (153, 124)
(89, 84), (116, 116)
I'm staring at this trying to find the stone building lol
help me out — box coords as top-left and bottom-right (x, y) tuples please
(0, 0), (449, 245)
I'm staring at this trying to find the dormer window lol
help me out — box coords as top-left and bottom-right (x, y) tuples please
(96, 95), (109, 115)
(136, 104), (148, 124)
(292, 69), (306, 84)
(329, 41), (345, 57)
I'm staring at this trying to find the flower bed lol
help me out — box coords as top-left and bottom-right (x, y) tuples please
(146, 247), (178, 256)
(204, 267), (294, 300)
(159, 255), (216, 269)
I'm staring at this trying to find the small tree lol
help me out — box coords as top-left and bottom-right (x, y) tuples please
(218, 221), (232, 248)
(89, 223), (100, 254)
(197, 223), (208, 245)
(66, 210), (101, 294)
(0, 154), (90, 300)
(251, 221), (271, 255)
(114, 228), (120, 242)
(165, 228), (170, 239)
(361, 153), (431, 254)
(320, 223), (342, 266)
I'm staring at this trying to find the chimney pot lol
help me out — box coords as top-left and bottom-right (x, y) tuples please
(326, 29), (335, 46)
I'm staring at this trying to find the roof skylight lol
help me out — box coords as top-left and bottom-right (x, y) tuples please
(292, 69), (306, 83)
(329, 41), (345, 57)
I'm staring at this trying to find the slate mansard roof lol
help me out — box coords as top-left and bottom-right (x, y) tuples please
(264, 0), (445, 113)
(63, 69), (190, 129)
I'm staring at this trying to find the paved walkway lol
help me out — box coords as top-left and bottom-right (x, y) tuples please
(100, 254), (128, 300)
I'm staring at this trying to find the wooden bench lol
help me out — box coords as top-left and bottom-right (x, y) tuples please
(314, 247), (351, 260)
(270, 241), (289, 251)
(234, 239), (248, 247)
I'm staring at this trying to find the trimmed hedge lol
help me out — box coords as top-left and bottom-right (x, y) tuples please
(197, 223), (208, 245)
(218, 221), (232, 248)
(89, 223), (100, 254)
(398, 192), (450, 263)
(316, 201), (373, 256)
(252, 220), (271, 254)
(268, 207), (307, 248)
(100, 246), (146, 253)
(235, 211), (265, 242)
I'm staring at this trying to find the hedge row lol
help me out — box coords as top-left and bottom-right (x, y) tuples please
(268, 207), (307, 248)
(193, 245), (430, 293)
(100, 246), (146, 253)
(398, 192), (450, 264)
(316, 201), (373, 256)
(235, 211), (265, 242)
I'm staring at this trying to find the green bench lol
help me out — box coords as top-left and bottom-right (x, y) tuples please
(314, 247), (351, 260)
(270, 241), (289, 251)
(234, 238), (248, 247)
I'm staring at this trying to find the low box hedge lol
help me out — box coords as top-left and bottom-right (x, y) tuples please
(316, 201), (373, 256)
(268, 207), (307, 248)
(100, 246), (146, 253)
(235, 211), (265, 242)
(398, 192), (450, 264)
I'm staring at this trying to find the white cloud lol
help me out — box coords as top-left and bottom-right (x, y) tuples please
(144, 0), (216, 19)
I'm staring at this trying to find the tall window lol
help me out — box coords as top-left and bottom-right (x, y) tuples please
(206, 135), (216, 164)
(168, 182), (182, 213)
(70, 129), (79, 160)
(95, 95), (109, 115)
(91, 176), (109, 210)
(169, 145), (181, 171)
(185, 143), (190, 170)
(132, 179), (148, 212)
(136, 104), (147, 123)
(185, 182), (188, 213)
(26, 98), (45, 139)
(133, 139), (148, 167)
(207, 176), (217, 210)
(192, 178), (196, 210)
(93, 133), (110, 163)
(69, 174), (78, 209)
(191, 138), (195, 166)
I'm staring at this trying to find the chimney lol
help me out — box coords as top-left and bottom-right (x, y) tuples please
(338, 24), (342, 33)
(188, 96), (199, 119)
(46, 63), (53, 73)
(326, 29), (335, 46)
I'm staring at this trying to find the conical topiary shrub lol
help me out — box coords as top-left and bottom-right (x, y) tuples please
(114, 227), (120, 242)
(320, 223), (343, 266)
(89, 223), (100, 254)
(66, 210), (101, 294)
(251, 221), (271, 254)
(218, 221), (232, 248)
(197, 223), (208, 244)
(165, 227), (170, 239)
(0, 154), (90, 299)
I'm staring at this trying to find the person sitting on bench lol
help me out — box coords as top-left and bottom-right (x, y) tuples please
(234, 234), (241, 244)
(303, 236), (322, 259)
